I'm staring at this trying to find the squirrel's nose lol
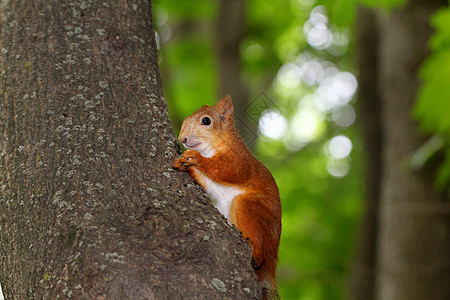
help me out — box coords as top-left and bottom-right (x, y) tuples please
(181, 137), (187, 144)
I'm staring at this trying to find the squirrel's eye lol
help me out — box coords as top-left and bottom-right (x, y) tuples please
(201, 117), (211, 126)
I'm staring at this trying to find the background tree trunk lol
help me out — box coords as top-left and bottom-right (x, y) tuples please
(216, 0), (247, 105)
(215, 0), (255, 148)
(348, 5), (382, 300)
(351, 0), (450, 299)
(375, 0), (449, 299)
(0, 1), (260, 299)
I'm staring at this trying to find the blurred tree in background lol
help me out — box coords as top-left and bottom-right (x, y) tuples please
(154, 0), (449, 299)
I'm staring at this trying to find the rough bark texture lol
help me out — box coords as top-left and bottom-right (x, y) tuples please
(0, 1), (260, 299)
(376, 0), (450, 299)
(348, 5), (382, 300)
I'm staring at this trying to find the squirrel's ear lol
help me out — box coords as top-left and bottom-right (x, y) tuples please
(217, 94), (234, 118)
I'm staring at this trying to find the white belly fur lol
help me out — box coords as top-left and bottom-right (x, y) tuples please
(203, 175), (243, 223)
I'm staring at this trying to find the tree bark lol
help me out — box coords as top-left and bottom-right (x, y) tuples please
(348, 5), (382, 300)
(376, 0), (450, 299)
(0, 1), (260, 299)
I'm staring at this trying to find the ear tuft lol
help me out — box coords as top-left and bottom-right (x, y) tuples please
(217, 94), (234, 118)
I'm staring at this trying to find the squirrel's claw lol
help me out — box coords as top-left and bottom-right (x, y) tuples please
(173, 157), (188, 171)
(173, 150), (198, 171)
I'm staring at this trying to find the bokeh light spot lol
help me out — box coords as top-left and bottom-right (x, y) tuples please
(327, 158), (351, 177)
(259, 109), (288, 140)
(328, 135), (352, 159)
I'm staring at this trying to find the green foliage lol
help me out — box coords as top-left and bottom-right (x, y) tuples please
(315, 0), (358, 27)
(429, 7), (450, 51)
(246, 0), (309, 63)
(154, 0), (218, 130)
(415, 52), (450, 134)
(163, 34), (218, 124)
(155, 0), (215, 20)
(414, 7), (450, 187)
(414, 7), (450, 136)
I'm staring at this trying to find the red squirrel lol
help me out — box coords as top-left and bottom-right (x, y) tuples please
(172, 95), (282, 299)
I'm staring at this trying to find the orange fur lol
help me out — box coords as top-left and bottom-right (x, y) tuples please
(173, 96), (281, 298)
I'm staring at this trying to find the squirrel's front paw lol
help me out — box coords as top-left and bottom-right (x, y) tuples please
(172, 150), (198, 171)
(172, 157), (187, 171)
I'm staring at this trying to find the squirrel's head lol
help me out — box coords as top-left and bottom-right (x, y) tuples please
(178, 95), (235, 158)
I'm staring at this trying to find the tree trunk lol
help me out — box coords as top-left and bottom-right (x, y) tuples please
(215, 0), (255, 148)
(348, 5), (382, 300)
(376, 0), (450, 299)
(0, 1), (260, 299)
